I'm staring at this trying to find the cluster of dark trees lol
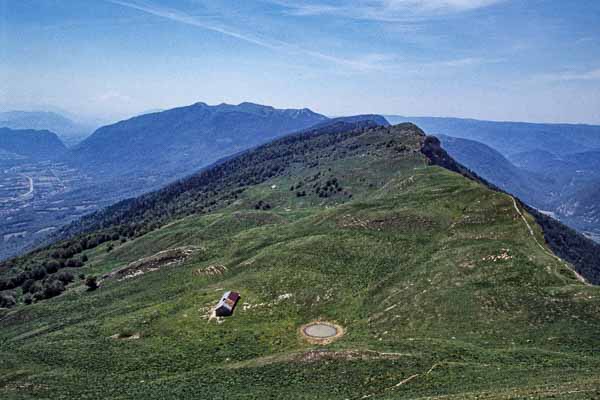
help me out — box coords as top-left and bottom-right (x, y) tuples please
(0, 257), (82, 292)
(314, 177), (343, 198)
(254, 200), (272, 210)
(0, 271), (76, 306)
(290, 174), (349, 199)
(0, 232), (119, 306)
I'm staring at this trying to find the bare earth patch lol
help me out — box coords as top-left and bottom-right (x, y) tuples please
(104, 246), (201, 281)
(193, 264), (227, 277)
(110, 332), (141, 340)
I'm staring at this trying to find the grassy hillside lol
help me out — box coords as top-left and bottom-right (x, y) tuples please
(1, 124), (599, 399)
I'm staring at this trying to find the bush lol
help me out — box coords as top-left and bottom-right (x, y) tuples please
(45, 260), (60, 273)
(85, 276), (98, 291)
(31, 266), (48, 280)
(23, 294), (33, 305)
(29, 281), (44, 294)
(22, 279), (36, 293)
(42, 280), (65, 299)
(0, 292), (17, 308)
(56, 271), (74, 284)
(33, 291), (46, 302)
(66, 258), (83, 268)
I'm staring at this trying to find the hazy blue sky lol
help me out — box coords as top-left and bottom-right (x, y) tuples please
(1, 0), (600, 123)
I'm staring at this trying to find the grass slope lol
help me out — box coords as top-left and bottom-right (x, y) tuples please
(1, 125), (599, 399)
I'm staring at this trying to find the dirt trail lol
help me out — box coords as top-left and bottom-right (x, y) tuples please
(511, 196), (588, 285)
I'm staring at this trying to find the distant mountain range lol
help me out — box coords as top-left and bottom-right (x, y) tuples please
(68, 102), (329, 184)
(387, 116), (600, 241)
(0, 127), (67, 160)
(436, 135), (548, 206)
(0, 102), (389, 260)
(386, 116), (600, 156)
(0, 111), (95, 147)
(3, 105), (600, 259)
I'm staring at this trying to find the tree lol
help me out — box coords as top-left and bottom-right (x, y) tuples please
(0, 292), (16, 308)
(66, 258), (83, 268)
(29, 281), (44, 294)
(32, 266), (48, 280)
(85, 276), (98, 291)
(42, 280), (65, 299)
(56, 271), (74, 284)
(22, 279), (36, 293)
(46, 259), (61, 273)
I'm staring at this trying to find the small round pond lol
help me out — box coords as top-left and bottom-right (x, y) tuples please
(300, 321), (344, 343)
(303, 323), (338, 338)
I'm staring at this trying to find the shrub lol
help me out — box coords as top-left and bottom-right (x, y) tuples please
(27, 281), (44, 295)
(42, 280), (65, 299)
(22, 279), (36, 293)
(23, 294), (33, 305)
(0, 292), (17, 308)
(56, 271), (74, 284)
(33, 291), (46, 302)
(66, 258), (83, 268)
(85, 276), (98, 291)
(31, 266), (48, 280)
(46, 259), (61, 272)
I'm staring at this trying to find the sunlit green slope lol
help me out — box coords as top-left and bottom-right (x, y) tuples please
(1, 123), (599, 399)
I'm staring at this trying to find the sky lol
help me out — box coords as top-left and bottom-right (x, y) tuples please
(1, 0), (600, 124)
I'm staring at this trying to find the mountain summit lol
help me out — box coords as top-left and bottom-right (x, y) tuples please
(70, 102), (327, 176)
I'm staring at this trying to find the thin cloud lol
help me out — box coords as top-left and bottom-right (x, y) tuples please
(106, 1), (502, 76)
(428, 57), (503, 67)
(537, 68), (600, 82)
(107, 0), (388, 71)
(266, 0), (506, 21)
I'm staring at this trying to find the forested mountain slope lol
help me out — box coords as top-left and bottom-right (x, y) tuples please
(69, 102), (329, 182)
